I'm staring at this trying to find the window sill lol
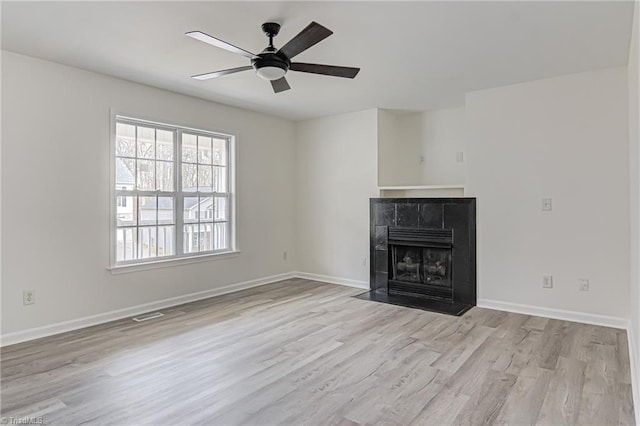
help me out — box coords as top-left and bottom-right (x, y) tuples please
(107, 250), (241, 275)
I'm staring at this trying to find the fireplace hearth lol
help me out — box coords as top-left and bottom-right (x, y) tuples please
(356, 198), (476, 316)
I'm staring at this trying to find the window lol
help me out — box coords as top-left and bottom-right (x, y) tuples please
(113, 116), (233, 265)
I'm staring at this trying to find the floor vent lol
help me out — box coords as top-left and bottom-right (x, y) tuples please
(132, 312), (164, 322)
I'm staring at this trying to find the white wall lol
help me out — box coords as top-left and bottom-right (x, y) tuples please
(377, 108), (466, 187)
(419, 107), (466, 185)
(295, 109), (378, 284)
(628, 1), (640, 405)
(466, 67), (630, 318)
(377, 110), (421, 186)
(1, 51), (296, 335)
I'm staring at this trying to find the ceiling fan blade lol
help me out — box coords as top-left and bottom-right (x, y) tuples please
(271, 77), (291, 93)
(186, 31), (258, 60)
(278, 22), (333, 59)
(191, 66), (253, 80)
(290, 63), (360, 79)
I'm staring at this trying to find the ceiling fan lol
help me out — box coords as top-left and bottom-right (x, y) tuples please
(186, 21), (360, 93)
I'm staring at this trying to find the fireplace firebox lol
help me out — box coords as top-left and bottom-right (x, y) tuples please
(357, 198), (476, 316)
(391, 245), (451, 289)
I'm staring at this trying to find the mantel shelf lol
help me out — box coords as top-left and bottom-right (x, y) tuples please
(378, 184), (465, 191)
(378, 184), (465, 198)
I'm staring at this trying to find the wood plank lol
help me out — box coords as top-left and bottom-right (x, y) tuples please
(494, 365), (552, 425)
(452, 371), (518, 425)
(537, 356), (587, 426)
(536, 319), (571, 370)
(430, 323), (495, 373)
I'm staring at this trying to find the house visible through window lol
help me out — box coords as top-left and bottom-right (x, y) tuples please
(117, 186), (128, 207)
(114, 116), (233, 265)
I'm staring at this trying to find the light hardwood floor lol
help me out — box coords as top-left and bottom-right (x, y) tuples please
(1, 279), (635, 425)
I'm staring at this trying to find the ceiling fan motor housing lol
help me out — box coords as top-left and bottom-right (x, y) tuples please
(252, 47), (290, 80)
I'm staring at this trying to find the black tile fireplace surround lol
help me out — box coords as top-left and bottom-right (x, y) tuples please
(356, 198), (476, 316)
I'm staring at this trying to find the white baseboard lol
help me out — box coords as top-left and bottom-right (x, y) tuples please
(477, 298), (629, 330)
(0, 272), (296, 347)
(4, 272), (629, 347)
(293, 271), (369, 290)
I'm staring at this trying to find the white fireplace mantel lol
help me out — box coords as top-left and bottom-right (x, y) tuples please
(378, 184), (465, 198)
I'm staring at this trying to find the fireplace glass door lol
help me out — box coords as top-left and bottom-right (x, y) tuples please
(391, 247), (421, 283)
(423, 248), (451, 287)
(391, 245), (452, 288)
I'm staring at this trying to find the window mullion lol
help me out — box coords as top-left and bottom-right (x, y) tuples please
(135, 194), (140, 260)
(155, 194), (159, 257)
(118, 190), (172, 196)
(226, 136), (232, 251)
(135, 125), (140, 191)
(153, 128), (158, 191)
(176, 129), (184, 256)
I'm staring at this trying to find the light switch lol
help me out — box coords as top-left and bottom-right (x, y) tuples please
(542, 198), (552, 212)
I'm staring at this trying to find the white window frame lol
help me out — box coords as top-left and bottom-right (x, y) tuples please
(109, 114), (237, 270)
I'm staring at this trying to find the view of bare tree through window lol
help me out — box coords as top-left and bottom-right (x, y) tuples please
(114, 118), (231, 264)
(116, 124), (174, 192)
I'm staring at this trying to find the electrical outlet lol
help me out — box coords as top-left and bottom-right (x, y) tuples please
(542, 198), (552, 212)
(542, 275), (553, 289)
(578, 279), (590, 292)
(283, 251), (287, 261)
(419, 155), (425, 164)
(23, 290), (35, 305)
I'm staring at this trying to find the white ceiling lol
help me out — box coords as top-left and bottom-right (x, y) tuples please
(1, 1), (634, 121)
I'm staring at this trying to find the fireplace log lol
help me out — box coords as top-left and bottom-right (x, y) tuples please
(397, 262), (420, 273)
(425, 262), (447, 277)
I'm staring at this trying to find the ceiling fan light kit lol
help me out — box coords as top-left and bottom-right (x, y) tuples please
(255, 66), (286, 81)
(186, 21), (360, 93)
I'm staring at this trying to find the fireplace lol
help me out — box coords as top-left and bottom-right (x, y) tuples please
(357, 198), (476, 316)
